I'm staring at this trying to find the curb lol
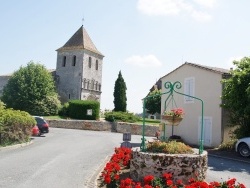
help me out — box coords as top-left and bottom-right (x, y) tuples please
(208, 153), (250, 164)
(0, 141), (33, 151)
(85, 155), (111, 188)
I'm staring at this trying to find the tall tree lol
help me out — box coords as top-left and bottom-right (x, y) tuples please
(145, 89), (161, 114)
(113, 71), (127, 112)
(221, 57), (250, 138)
(1, 61), (61, 115)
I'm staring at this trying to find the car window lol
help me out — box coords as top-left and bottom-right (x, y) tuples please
(35, 117), (46, 124)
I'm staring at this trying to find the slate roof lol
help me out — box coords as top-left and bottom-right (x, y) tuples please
(57, 25), (104, 57)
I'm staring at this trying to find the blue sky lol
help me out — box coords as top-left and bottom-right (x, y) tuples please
(1, 0), (250, 113)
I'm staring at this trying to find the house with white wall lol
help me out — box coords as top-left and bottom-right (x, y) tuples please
(161, 62), (231, 147)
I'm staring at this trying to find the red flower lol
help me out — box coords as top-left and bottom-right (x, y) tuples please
(227, 178), (236, 186)
(162, 173), (172, 180)
(143, 175), (154, 185)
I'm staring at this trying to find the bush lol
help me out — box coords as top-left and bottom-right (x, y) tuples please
(146, 140), (193, 154)
(218, 139), (238, 151)
(0, 100), (6, 110)
(58, 102), (69, 117)
(104, 111), (140, 123)
(68, 100), (100, 120)
(0, 109), (35, 146)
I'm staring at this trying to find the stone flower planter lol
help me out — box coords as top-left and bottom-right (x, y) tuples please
(130, 148), (207, 184)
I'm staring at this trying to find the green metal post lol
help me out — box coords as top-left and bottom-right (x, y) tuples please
(199, 101), (204, 154)
(141, 98), (146, 151)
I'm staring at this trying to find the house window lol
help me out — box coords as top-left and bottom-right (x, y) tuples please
(184, 77), (195, 103)
(89, 57), (92, 68)
(69, 94), (71, 99)
(72, 56), (76, 66)
(62, 56), (66, 67)
(99, 84), (101, 91)
(96, 60), (98, 70)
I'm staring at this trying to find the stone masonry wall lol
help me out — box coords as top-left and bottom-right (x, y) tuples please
(47, 120), (158, 137)
(130, 148), (208, 184)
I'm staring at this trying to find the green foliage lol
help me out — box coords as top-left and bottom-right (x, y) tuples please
(68, 100), (100, 120)
(221, 57), (250, 138)
(1, 61), (60, 116)
(58, 102), (69, 117)
(0, 108), (35, 146)
(104, 111), (140, 123)
(113, 71), (127, 112)
(145, 89), (161, 114)
(146, 140), (193, 154)
(0, 100), (5, 110)
(218, 139), (237, 151)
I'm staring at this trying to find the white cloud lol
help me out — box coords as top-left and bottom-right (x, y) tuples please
(193, 0), (217, 8)
(137, 0), (218, 22)
(191, 10), (212, 22)
(124, 55), (162, 68)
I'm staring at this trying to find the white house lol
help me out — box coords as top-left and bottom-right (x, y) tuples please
(161, 62), (231, 147)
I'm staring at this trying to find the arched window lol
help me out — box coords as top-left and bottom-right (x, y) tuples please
(83, 79), (86, 89)
(72, 56), (76, 66)
(91, 80), (95, 90)
(95, 81), (98, 90)
(88, 57), (92, 68)
(87, 80), (90, 89)
(62, 56), (66, 67)
(99, 84), (101, 91)
(96, 60), (98, 70)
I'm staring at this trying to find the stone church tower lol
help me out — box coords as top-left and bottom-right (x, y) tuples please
(55, 25), (104, 103)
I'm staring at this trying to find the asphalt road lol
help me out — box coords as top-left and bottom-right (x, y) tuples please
(1, 128), (250, 188)
(207, 156), (250, 186)
(0, 128), (146, 188)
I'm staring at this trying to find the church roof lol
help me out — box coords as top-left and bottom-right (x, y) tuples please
(57, 26), (104, 57)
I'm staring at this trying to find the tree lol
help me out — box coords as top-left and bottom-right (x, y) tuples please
(113, 71), (127, 112)
(1, 61), (60, 115)
(145, 89), (161, 114)
(221, 57), (250, 138)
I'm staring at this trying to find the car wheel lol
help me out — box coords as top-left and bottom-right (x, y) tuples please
(37, 130), (41, 136)
(238, 143), (250, 157)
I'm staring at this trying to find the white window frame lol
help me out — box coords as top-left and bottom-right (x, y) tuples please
(184, 77), (195, 103)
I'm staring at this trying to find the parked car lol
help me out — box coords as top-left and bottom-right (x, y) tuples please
(235, 137), (250, 157)
(32, 125), (41, 136)
(33, 116), (49, 134)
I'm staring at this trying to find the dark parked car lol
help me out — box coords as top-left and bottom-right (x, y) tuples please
(33, 116), (49, 134)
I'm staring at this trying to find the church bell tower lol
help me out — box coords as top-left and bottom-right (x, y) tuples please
(55, 26), (104, 103)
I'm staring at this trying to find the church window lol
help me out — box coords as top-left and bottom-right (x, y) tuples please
(99, 84), (101, 91)
(95, 81), (98, 90)
(87, 80), (90, 89)
(62, 56), (66, 67)
(89, 57), (92, 68)
(92, 80), (95, 90)
(96, 60), (98, 70)
(69, 94), (71, 99)
(72, 56), (76, 66)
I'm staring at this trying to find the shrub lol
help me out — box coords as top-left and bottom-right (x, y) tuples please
(0, 109), (35, 146)
(58, 102), (69, 117)
(218, 139), (238, 151)
(104, 111), (140, 123)
(68, 100), (100, 120)
(146, 140), (193, 154)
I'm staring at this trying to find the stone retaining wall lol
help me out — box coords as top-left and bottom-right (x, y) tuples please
(47, 120), (158, 137)
(130, 148), (208, 184)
